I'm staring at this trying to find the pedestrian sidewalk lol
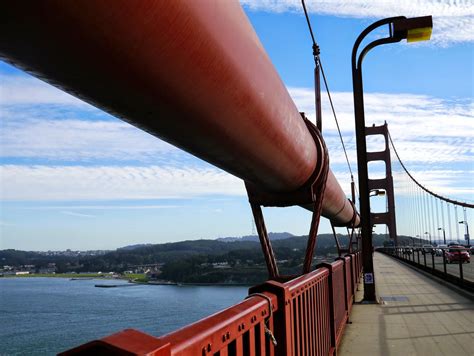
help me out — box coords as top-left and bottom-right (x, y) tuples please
(339, 252), (474, 355)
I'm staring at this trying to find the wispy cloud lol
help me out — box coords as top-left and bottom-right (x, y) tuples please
(0, 74), (89, 106)
(240, 0), (474, 45)
(392, 169), (474, 197)
(25, 204), (182, 210)
(0, 75), (178, 162)
(289, 87), (474, 166)
(60, 211), (95, 218)
(0, 165), (245, 201)
(0, 70), (471, 203)
(1, 117), (177, 162)
(291, 87), (473, 201)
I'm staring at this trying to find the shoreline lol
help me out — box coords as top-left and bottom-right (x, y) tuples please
(1, 275), (252, 286)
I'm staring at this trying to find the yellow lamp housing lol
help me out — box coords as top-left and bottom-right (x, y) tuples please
(393, 16), (433, 42)
(407, 27), (432, 42)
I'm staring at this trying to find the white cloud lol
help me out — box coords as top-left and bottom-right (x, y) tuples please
(3, 81), (471, 166)
(26, 205), (182, 210)
(0, 74), (178, 161)
(289, 87), (474, 166)
(0, 165), (245, 201)
(0, 74), (89, 106)
(241, 0), (474, 45)
(0, 69), (471, 203)
(393, 169), (474, 197)
(1, 117), (177, 161)
(290, 87), (473, 201)
(60, 211), (95, 218)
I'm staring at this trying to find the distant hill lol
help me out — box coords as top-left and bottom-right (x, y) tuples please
(217, 232), (294, 242)
(2, 233), (420, 281)
(118, 243), (154, 251)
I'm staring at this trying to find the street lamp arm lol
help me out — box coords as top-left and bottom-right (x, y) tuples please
(356, 37), (402, 72)
(351, 16), (406, 71)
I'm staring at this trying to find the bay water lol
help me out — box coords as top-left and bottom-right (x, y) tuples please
(0, 278), (249, 355)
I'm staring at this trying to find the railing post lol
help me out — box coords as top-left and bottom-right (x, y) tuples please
(442, 249), (447, 275)
(458, 251), (464, 282)
(249, 281), (292, 356)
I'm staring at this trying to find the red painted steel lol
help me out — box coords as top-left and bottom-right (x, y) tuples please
(341, 256), (354, 314)
(250, 267), (333, 356)
(0, 0), (359, 227)
(348, 254), (357, 306)
(58, 329), (171, 355)
(319, 260), (348, 351)
(63, 292), (278, 355)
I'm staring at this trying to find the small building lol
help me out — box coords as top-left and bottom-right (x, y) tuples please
(38, 267), (56, 274)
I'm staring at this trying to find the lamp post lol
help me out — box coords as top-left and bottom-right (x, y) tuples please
(352, 15), (432, 302)
(438, 227), (446, 244)
(369, 189), (386, 197)
(425, 231), (432, 244)
(458, 220), (470, 246)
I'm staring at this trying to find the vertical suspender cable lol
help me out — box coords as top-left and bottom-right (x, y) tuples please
(455, 206), (460, 241)
(441, 200), (446, 241)
(435, 198), (440, 241)
(432, 195), (436, 242)
(447, 203), (453, 242)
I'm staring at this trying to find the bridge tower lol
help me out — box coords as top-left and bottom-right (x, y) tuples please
(366, 122), (398, 245)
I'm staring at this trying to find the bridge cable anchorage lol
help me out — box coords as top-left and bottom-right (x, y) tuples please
(245, 293), (277, 346)
(301, 0), (357, 198)
(246, 116), (330, 279)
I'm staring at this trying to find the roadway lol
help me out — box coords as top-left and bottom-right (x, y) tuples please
(339, 252), (474, 355)
(405, 252), (473, 282)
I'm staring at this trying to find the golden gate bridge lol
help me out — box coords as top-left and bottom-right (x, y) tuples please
(0, 1), (472, 355)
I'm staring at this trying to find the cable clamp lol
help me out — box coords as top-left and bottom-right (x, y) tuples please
(245, 293), (277, 346)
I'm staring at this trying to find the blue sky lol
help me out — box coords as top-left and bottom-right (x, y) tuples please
(1, 0), (473, 250)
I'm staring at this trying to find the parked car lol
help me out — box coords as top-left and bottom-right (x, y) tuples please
(435, 244), (447, 256)
(444, 245), (470, 264)
(422, 245), (434, 254)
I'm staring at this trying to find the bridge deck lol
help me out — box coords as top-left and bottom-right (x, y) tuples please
(339, 252), (474, 355)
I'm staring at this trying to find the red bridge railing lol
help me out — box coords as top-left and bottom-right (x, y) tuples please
(61, 251), (362, 356)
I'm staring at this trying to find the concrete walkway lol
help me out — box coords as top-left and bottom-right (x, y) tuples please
(339, 252), (474, 356)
